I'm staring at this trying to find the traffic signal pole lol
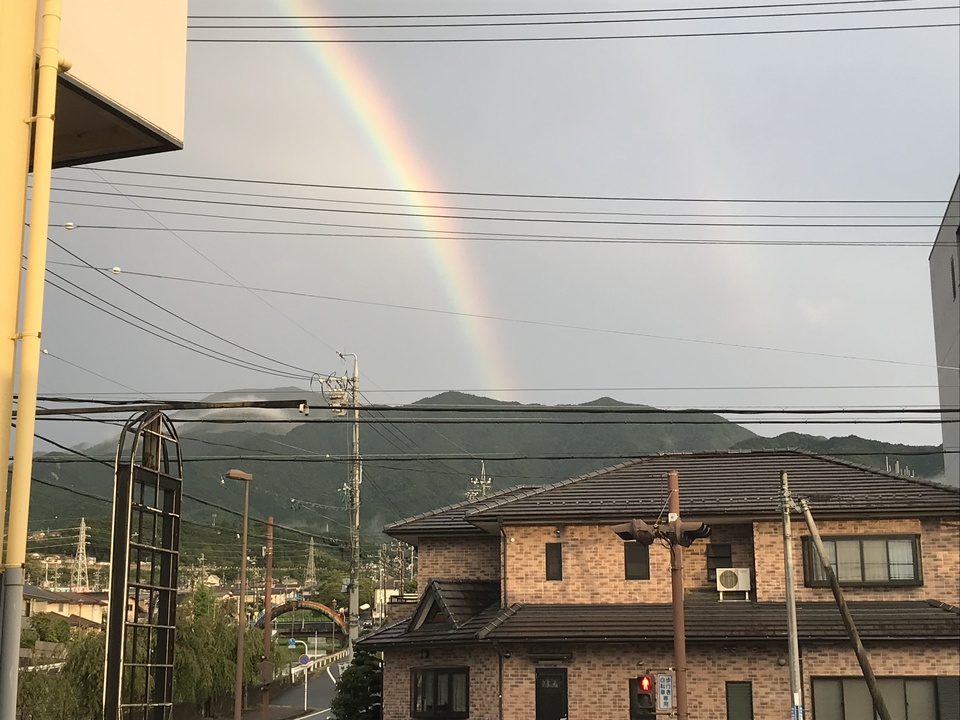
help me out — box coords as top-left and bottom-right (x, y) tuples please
(667, 469), (689, 720)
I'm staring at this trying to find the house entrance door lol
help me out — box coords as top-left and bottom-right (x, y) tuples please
(536, 668), (568, 720)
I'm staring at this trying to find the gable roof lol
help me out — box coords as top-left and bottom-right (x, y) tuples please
(462, 450), (959, 528)
(385, 485), (538, 543)
(359, 579), (501, 649)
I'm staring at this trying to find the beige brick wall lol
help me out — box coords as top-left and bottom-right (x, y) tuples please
(503, 524), (754, 605)
(802, 640), (960, 708)
(416, 536), (500, 595)
(381, 639), (958, 719)
(754, 517), (960, 605)
(382, 646), (500, 720)
(380, 640), (959, 720)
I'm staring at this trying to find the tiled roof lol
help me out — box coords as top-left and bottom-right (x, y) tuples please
(463, 450), (960, 526)
(427, 579), (500, 628)
(358, 598), (959, 649)
(479, 599), (960, 642)
(357, 605), (502, 649)
(385, 486), (538, 541)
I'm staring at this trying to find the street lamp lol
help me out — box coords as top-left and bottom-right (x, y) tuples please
(224, 468), (253, 720)
(289, 638), (310, 712)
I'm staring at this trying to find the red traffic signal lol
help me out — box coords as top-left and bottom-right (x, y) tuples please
(637, 674), (655, 709)
(612, 519), (656, 546)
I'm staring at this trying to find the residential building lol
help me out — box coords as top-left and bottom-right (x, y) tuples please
(929, 175), (960, 488)
(358, 450), (960, 720)
(23, 584), (106, 627)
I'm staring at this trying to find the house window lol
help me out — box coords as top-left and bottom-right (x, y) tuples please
(726, 681), (753, 719)
(802, 535), (921, 587)
(545, 542), (563, 581)
(411, 667), (469, 719)
(706, 543), (733, 582)
(812, 677), (946, 719)
(624, 542), (650, 580)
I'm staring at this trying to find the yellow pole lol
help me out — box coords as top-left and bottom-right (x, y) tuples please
(0, 0), (64, 710)
(0, 0), (40, 566)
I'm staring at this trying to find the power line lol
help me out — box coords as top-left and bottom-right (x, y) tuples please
(48, 175), (951, 220)
(187, 0), (941, 20)
(46, 185), (945, 228)
(188, 3), (956, 30)
(42, 271), (310, 381)
(47, 237), (316, 377)
(186, 21), (959, 43)
(71, 168), (951, 204)
(38, 266), (952, 371)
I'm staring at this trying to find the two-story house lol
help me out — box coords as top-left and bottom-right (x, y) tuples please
(358, 449), (960, 720)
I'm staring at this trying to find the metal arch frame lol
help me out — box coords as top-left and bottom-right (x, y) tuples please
(103, 411), (183, 720)
(253, 598), (348, 634)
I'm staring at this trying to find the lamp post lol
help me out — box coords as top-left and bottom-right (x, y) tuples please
(225, 468), (253, 720)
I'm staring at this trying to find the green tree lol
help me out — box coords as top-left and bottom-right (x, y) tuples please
(63, 630), (104, 720)
(174, 586), (235, 715)
(30, 613), (71, 644)
(16, 669), (75, 719)
(331, 651), (382, 720)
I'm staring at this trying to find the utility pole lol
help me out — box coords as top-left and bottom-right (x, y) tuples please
(798, 498), (891, 720)
(71, 517), (89, 591)
(320, 352), (361, 653)
(780, 472), (803, 720)
(262, 516), (273, 717)
(347, 354), (360, 653)
(667, 470), (689, 720)
(612, 470), (709, 720)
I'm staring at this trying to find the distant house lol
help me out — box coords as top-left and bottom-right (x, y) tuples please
(358, 450), (960, 720)
(929, 175), (960, 487)
(23, 584), (106, 627)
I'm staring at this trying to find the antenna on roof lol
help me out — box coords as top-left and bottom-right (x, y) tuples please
(466, 461), (493, 502)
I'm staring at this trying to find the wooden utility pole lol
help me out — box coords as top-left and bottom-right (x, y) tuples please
(667, 469), (689, 720)
(262, 516), (274, 716)
(799, 498), (891, 720)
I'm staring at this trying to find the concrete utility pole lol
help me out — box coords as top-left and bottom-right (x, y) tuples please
(780, 472), (804, 720)
(0, 3), (67, 713)
(262, 515), (274, 716)
(347, 353), (361, 653)
(799, 498), (891, 720)
(320, 353), (361, 654)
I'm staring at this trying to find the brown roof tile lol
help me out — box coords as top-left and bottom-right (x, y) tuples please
(464, 450), (959, 526)
(478, 598), (960, 642)
(385, 485), (538, 542)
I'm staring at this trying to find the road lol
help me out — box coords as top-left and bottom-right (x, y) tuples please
(270, 660), (344, 719)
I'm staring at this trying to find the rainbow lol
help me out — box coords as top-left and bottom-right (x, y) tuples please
(277, 0), (512, 396)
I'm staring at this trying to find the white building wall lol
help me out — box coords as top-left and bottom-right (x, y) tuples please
(929, 176), (960, 487)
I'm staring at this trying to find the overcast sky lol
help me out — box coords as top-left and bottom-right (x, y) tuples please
(30, 0), (960, 453)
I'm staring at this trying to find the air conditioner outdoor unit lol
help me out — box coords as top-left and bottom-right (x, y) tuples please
(716, 567), (751, 601)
